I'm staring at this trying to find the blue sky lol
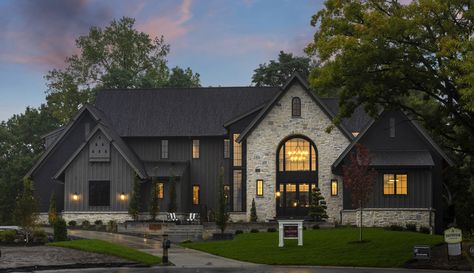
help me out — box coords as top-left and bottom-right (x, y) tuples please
(0, 0), (324, 122)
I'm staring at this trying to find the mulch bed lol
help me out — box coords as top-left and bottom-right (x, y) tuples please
(405, 243), (473, 271)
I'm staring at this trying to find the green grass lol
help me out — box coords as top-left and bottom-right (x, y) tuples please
(181, 228), (442, 267)
(48, 239), (161, 266)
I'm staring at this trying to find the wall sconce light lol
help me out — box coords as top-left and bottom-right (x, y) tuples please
(275, 191), (281, 198)
(120, 192), (126, 201)
(72, 192), (79, 201)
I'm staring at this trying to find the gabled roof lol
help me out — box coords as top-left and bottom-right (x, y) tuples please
(53, 123), (147, 180)
(236, 73), (353, 142)
(94, 86), (280, 137)
(25, 105), (103, 178)
(332, 111), (454, 169)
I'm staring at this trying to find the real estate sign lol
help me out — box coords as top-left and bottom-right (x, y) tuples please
(444, 227), (462, 244)
(278, 219), (303, 247)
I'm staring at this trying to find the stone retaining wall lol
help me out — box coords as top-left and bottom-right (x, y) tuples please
(341, 208), (435, 232)
(61, 211), (133, 224)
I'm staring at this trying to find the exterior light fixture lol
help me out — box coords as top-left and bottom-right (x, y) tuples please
(72, 192), (79, 201)
(293, 201), (298, 207)
(276, 191), (281, 197)
(120, 192), (126, 201)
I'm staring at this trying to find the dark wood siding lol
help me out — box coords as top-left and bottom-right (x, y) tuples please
(32, 112), (97, 212)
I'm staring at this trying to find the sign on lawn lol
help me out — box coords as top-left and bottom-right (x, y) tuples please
(278, 220), (303, 247)
(413, 245), (430, 260)
(444, 227), (462, 244)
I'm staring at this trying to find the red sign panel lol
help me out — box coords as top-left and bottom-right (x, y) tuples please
(149, 224), (162, 231)
(284, 225), (298, 238)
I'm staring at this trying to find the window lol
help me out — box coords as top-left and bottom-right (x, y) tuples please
(383, 174), (407, 195)
(156, 182), (164, 199)
(256, 179), (263, 197)
(299, 183), (310, 207)
(331, 179), (338, 196)
(192, 185), (200, 205)
(224, 139), (230, 159)
(292, 97), (301, 117)
(161, 140), (168, 159)
(192, 139), (200, 159)
(278, 137), (317, 171)
(233, 170), (242, 211)
(89, 181), (110, 206)
(233, 134), (242, 166)
(389, 118), (395, 138)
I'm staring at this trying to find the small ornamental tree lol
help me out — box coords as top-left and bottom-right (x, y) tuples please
(308, 187), (328, 221)
(149, 180), (160, 221)
(342, 144), (377, 242)
(215, 166), (229, 233)
(168, 171), (177, 213)
(250, 198), (258, 222)
(128, 174), (141, 221)
(14, 177), (38, 243)
(48, 192), (57, 225)
(53, 217), (68, 241)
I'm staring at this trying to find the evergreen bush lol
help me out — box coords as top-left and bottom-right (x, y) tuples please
(53, 217), (68, 241)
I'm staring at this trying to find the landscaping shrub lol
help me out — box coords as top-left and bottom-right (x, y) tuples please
(250, 229), (259, 233)
(81, 220), (90, 229)
(107, 220), (118, 233)
(303, 226), (307, 230)
(235, 230), (244, 235)
(0, 230), (16, 243)
(68, 220), (77, 227)
(267, 227), (277, 232)
(94, 220), (103, 226)
(419, 226), (431, 234)
(406, 223), (417, 232)
(32, 229), (48, 243)
(54, 218), (68, 241)
(181, 239), (192, 244)
(387, 224), (405, 231)
(312, 224), (320, 230)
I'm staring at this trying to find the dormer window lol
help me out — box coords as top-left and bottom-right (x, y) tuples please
(292, 97), (301, 117)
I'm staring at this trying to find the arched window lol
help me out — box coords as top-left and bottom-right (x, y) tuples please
(278, 137), (317, 171)
(292, 97), (301, 117)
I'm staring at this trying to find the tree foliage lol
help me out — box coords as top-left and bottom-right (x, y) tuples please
(308, 187), (328, 221)
(149, 180), (160, 221)
(14, 178), (38, 242)
(252, 51), (314, 87)
(306, 0), (474, 231)
(46, 16), (200, 124)
(128, 175), (141, 221)
(215, 167), (229, 233)
(48, 192), (58, 225)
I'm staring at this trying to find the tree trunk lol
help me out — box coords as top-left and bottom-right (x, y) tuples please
(359, 200), (363, 242)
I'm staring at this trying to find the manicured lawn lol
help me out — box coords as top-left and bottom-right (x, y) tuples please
(49, 239), (161, 266)
(181, 228), (442, 267)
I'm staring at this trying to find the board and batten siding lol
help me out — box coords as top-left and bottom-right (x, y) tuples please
(64, 134), (135, 212)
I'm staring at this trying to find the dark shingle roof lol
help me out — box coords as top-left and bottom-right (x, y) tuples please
(371, 150), (434, 166)
(319, 98), (373, 133)
(95, 87), (280, 137)
(144, 161), (189, 177)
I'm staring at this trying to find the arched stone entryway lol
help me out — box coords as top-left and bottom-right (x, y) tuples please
(275, 135), (318, 217)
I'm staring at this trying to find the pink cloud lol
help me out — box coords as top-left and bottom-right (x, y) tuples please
(138, 0), (193, 42)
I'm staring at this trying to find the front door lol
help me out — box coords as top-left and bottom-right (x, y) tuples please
(276, 182), (313, 217)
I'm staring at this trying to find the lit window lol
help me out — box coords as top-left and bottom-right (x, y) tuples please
(224, 139), (230, 159)
(279, 138), (316, 171)
(292, 97), (301, 117)
(233, 170), (242, 211)
(192, 139), (200, 159)
(331, 179), (338, 196)
(161, 140), (168, 159)
(256, 179), (263, 197)
(156, 182), (164, 199)
(192, 185), (200, 205)
(233, 134), (242, 166)
(299, 183), (310, 207)
(384, 174), (407, 195)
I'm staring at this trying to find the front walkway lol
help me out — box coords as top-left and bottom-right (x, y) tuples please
(66, 229), (256, 268)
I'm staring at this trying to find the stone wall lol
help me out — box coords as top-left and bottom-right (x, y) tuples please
(61, 211), (133, 224)
(246, 82), (350, 221)
(341, 208), (435, 231)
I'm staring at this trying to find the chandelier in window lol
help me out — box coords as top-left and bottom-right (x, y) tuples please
(287, 142), (309, 162)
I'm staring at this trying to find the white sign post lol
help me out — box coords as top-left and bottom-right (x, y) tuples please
(278, 220), (304, 247)
(444, 227), (462, 257)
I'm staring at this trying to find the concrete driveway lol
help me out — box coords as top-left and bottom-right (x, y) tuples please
(66, 229), (256, 268)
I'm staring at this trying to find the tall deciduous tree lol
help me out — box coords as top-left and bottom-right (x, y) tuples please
(306, 0), (474, 231)
(46, 17), (200, 124)
(252, 51), (314, 87)
(14, 178), (38, 243)
(342, 144), (377, 241)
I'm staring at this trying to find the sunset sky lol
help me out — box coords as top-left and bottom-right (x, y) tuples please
(0, 0), (322, 122)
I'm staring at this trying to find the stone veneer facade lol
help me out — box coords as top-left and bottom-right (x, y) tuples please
(341, 208), (435, 231)
(245, 82), (350, 222)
